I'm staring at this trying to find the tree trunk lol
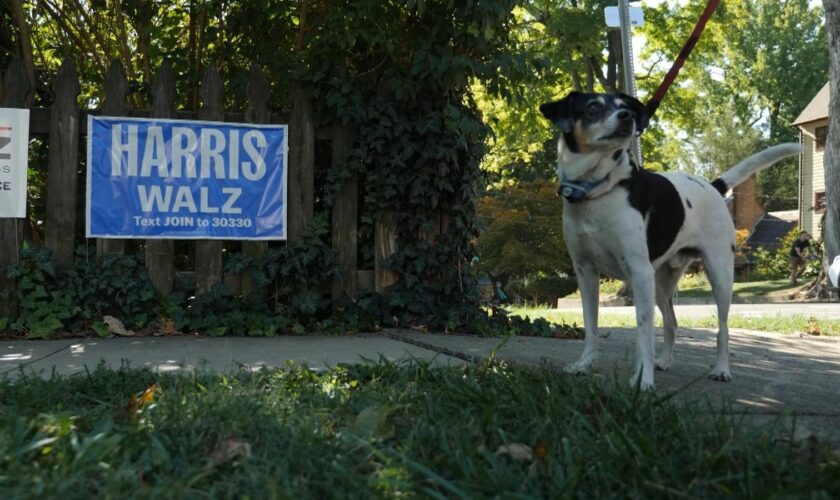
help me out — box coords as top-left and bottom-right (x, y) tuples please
(7, 0), (36, 104)
(824, 0), (840, 262)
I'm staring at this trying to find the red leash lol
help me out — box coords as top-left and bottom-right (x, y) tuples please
(645, 0), (722, 119)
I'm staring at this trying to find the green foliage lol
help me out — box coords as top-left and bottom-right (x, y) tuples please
(6, 1), (531, 329)
(6, 246), (159, 337)
(678, 107), (763, 179)
(749, 228), (819, 280)
(227, 215), (339, 317)
(506, 273), (577, 305)
(639, 0), (826, 208)
(10, 0), (824, 332)
(162, 216), (341, 336)
(67, 248), (160, 329)
(1, 363), (838, 496)
(6, 246), (79, 339)
(473, 0), (824, 201)
(475, 180), (570, 280)
(1, 220), (337, 338)
(305, 1), (522, 325)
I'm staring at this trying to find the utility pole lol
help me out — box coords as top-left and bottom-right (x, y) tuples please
(617, 0), (642, 167)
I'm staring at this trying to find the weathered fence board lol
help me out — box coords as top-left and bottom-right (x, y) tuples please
(194, 67), (225, 295)
(0, 57), (30, 317)
(240, 65), (270, 296)
(288, 84), (315, 241)
(44, 59), (81, 269)
(331, 123), (357, 300)
(145, 62), (176, 296)
(375, 215), (399, 292)
(1, 57), (387, 317)
(96, 60), (129, 258)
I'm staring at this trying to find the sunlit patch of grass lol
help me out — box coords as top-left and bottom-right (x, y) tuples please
(563, 276), (804, 300)
(508, 307), (840, 336)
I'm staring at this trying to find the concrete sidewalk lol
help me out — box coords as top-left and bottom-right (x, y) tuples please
(0, 335), (466, 377)
(2, 328), (839, 445)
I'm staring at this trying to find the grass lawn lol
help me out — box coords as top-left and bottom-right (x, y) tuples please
(678, 278), (804, 299)
(564, 276), (804, 301)
(508, 307), (840, 336)
(1, 363), (838, 497)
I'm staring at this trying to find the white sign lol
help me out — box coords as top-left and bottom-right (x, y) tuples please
(0, 108), (29, 218)
(604, 6), (644, 27)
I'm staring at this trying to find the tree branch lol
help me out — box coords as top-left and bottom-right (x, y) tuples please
(7, 0), (37, 103)
(37, 0), (108, 76)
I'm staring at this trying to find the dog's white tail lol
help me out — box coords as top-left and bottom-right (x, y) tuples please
(711, 143), (802, 196)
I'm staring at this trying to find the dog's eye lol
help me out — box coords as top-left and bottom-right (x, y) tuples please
(585, 102), (602, 116)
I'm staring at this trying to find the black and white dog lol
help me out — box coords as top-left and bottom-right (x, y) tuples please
(540, 91), (801, 390)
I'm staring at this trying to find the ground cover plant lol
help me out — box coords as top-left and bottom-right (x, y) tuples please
(1, 361), (838, 498)
(0, 237), (565, 340)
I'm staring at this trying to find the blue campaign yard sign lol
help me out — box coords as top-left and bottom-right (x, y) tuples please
(86, 116), (287, 240)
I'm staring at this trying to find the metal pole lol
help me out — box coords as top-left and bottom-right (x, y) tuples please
(618, 0), (642, 167)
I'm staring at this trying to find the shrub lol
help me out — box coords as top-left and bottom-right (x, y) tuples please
(506, 273), (577, 305)
(1, 218), (568, 338)
(749, 227), (820, 280)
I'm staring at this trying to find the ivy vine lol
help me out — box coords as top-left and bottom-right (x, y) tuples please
(305, 0), (521, 325)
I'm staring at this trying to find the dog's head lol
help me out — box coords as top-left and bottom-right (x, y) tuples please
(540, 92), (649, 153)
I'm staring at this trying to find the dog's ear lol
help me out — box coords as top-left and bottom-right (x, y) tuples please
(540, 92), (580, 133)
(618, 93), (649, 133)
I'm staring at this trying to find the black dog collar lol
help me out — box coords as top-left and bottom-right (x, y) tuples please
(558, 172), (608, 203)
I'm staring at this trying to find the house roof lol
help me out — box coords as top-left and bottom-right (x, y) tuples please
(746, 212), (797, 250)
(768, 209), (798, 223)
(793, 82), (829, 126)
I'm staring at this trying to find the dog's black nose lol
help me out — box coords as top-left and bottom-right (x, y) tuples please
(617, 110), (633, 122)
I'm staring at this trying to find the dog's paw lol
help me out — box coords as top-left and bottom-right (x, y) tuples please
(707, 366), (732, 382)
(655, 356), (673, 371)
(565, 358), (596, 375)
(628, 373), (655, 391)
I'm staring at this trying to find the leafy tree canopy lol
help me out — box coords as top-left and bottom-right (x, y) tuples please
(475, 179), (570, 282)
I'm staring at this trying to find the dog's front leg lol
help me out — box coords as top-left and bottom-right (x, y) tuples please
(566, 263), (600, 374)
(629, 263), (656, 390)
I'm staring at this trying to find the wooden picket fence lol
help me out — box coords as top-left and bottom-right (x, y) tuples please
(0, 57), (399, 317)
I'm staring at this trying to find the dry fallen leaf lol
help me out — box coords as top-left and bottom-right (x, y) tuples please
(807, 318), (821, 336)
(125, 383), (158, 419)
(103, 315), (135, 336)
(495, 443), (534, 463)
(210, 438), (252, 465)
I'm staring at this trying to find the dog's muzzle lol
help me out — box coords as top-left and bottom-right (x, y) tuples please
(558, 173), (608, 203)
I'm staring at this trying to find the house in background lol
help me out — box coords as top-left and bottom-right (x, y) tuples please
(794, 82), (829, 241)
(725, 174), (797, 274)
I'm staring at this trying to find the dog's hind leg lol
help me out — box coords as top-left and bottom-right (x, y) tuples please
(703, 249), (734, 382)
(566, 263), (600, 374)
(654, 264), (686, 371)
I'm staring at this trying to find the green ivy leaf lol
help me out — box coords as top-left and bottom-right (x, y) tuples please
(91, 321), (110, 337)
(26, 317), (63, 339)
(207, 326), (227, 337)
(350, 404), (402, 441)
